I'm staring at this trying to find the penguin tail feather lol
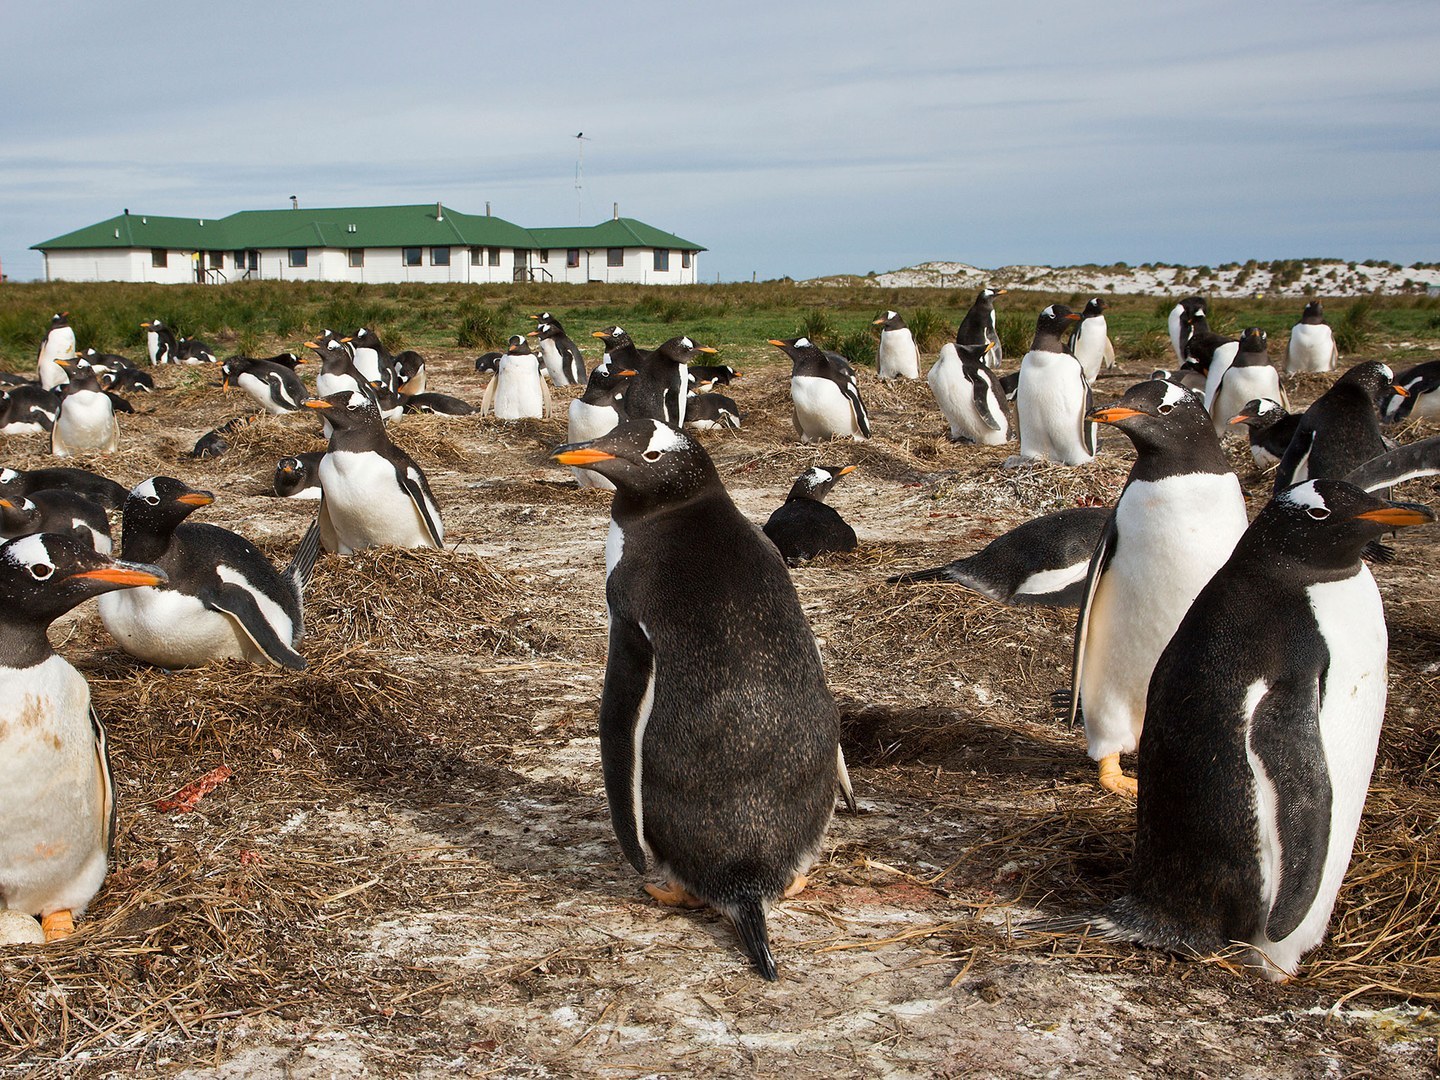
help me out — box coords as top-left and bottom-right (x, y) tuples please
(285, 517), (324, 600)
(731, 899), (778, 982)
(1020, 898), (1213, 958)
(886, 565), (948, 584)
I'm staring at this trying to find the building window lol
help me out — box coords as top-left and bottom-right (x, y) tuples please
(566, 249), (580, 268)
(247, 250), (259, 271)
(152, 249), (168, 268)
(682, 250), (692, 269)
(653, 249), (670, 272)
(432, 247), (450, 266)
(488, 247), (501, 266)
(403, 247), (422, 267)
(470, 246), (482, 266)
(607, 248), (624, 268)
(208, 251), (223, 269)
(348, 249), (364, 268)
(289, 248), (308, 268)
(233, 249), (245, 267)
(538, 249), (549, 264)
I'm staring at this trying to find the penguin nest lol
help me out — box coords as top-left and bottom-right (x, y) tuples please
(216, 413), (326, 466)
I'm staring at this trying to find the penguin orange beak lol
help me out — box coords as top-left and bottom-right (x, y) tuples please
(1088, 406), (1144, 424)
(591, 331), (608, 339)
(177, 491), (215, 507)
(1228, 413), (1253, 425)
(697, 346), (717, 355)
(1064, 313), (1083, 322)
(872, 317), (886, 326)
(993, 290), (1008, 296)
(303, 340), (320, 349)
(1392, 385), (1410, 398)
(615, 369), (638, 377)
(54, 358), (72, 370)
(71, 565), (167, 587)
(140, 322), (152, 329)
(1356, 506), (1434, 527)
(767, 339), (788, 348)
(0, 499), (12, 509)
(305, 400), (333, 410)
(553, 447), (616, 466)
(837, 465), (858, 476)
(221, 377), (231, 390)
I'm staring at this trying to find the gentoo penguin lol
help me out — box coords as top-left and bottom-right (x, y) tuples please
(174, 336), (217, 365)
(365, 380), (407, 424)
(1382, 359), (1440, 422)
(1287, 300), (1338, 375)
(625, 337), (717, 428)
(305, 391), (444, 554)
(221, 356), (309, 414)
(392, 350), (426, 396)
(273, 452), (325, 499)
(189, 415), (259, 459)
(684, 392), (742, 431)
(1068, 298), (1115, 384)
(0, 534), (164, 942)
(0, 466), (128, 510)
(401, 392), (475, 416)
(1149, 364), (1208, 394)
(1229, 398), (1302, 470)
(100, 367), (155, 395)
(141, 319), (177, 365)
(0, 491), (111, 553)
(37, 313), (77, 390)
(1167, 296), (1206, 365)
(307, 331), (370, 399)
(567, 366), (637, 490)
(1069, 380), (1250, 795)
(78, 349), (131, 377)
(50, 359), (119, 457)
(1014, 305), (1093, 465)
(1183, 308), (1239, 413)
(347, 327), (396, 388)
(99, 477), (320, 670)
(762, 464), (859, 565)
(873, 311), (921, 381)
(552, 420), (851, 980)
(1273, 362), (1401, 493)
(479, 337), (552, 421)
(927, 340), (1009, 444)
(955, 288), (1007, 369)
(0, 385), (60, 434)
(888, 505), (1111, 607)
(1210, 328), (1288, 439)
(592, 326), (644, 376)
(529, 319), (586, 387)
(770, 337), (871, 442)
(1068, 480), (1431, 979)
(687, 365), (741, 394)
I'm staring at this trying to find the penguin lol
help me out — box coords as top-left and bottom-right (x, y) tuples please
(770, 337), (871, 443)
(0, 466), (128, 510)
(141, 319), (177, 365)
(174, 336), (217, 365)
(0, 491), (111, 553)
(274, 452), (325, 499)
(78, 348), (133, 376)
(625, 337), (717, 428)
(347, 327), (396, 388)
(307, 331), (370, 399)
(393, 350), (426, 396)
(927, 340), (1009, 444)
(1014, 305), (1094, 465)
(888, 505), (1111, 607)
(1068, 298), (1115, 384)
(99, 477), (320, 670)
(1167, 296), (1206, 365)
(189, 414), (260, 459)
(0, 533), (165, 942)
(1287, 300), (1338, 375)
(50, 359), (119, 457)
(365, 380), (407, 424)
(1273, 362), (1401, 493)
(1150, 364), (1208, 394)
(0, 384), (60, 434)
(529, 319), (586, 387)
(592, 326), (644, 376)
(305, 391), (444, 554)
(687, 365), (741, 394)
(684, 392), (742, 431)
(552, 419), (852, 980)
(99, 367), (155, 395)
(1068, 380), (1250, 795)
(1228, 398), (1302, 470)
(762, 464), (859, 565)
(873, 311), (921, 381)
(257, 352), (302, 371)
(955, 288), (1007, 369)
(1381, 359), (1440, 423)
(474, 334), (528, 376)
(1183, 307), (1239, 414)
(1210, 328), (1288, 440)
(479, 337), (552, 421)
(37, 313), (76, 390)
(1064, 480), (1431, 980)
(220, 356), (309, 415)
(401, 392), (475, 416)
(567, 366), (637, 490)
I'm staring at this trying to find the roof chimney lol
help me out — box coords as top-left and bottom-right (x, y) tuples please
(485, 201), (491, 217)
(613, 202), (619, 221)
(123, 208), (129, 216)
(436, 200), (443, 221)
(290, 195), (298, 210)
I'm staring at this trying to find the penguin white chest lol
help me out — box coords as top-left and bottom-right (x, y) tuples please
(146, 331), (160, 364)
(351, 348), (382, 384)
(320, 451), (436, 551)
(1288, 324), (1336, 374)
(1213, 367), (1284, 437)
(494, 357), (545, 420)
(537, 339), (570, 386)
(1016, 351), (1091, 464)
(1072, 320), (1109, 383)
(791, 376), (858, 441)
(928, 348), (1006, 445)
(238, 372), (286, 415)
(0, 656), (109, 917)
(98, 584), (258, 666)
(876, 328), (920, 380)
(53, 392), (116, 455)
(568, 400), (620, 491)
(1202, 342), (1241, 411)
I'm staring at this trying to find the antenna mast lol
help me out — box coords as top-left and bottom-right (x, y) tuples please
(574, 132), (590, 225)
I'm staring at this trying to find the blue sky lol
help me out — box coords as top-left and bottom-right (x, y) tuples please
(4, 1), (1437, 282)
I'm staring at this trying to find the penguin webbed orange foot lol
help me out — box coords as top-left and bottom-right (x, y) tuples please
(1097, 753), (1138, 798)
(40, 909), (75, 942)
(644, 880), (707, 909)
(783, 874), (809, 899)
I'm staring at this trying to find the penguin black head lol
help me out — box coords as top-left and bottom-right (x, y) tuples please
(767, 336), (824, 363)
(1229, 397), (1288, 431)
(873, 310), (906, 331)
(1301, 300), (1326, 323)
(507, 334), (532, 354)
(1239, 327), (1268, 354)
(123, 476), (215, 536)
(652, 336), (718, 365)
(1262, 480), (1433, 573)
(54, 358), (102, 393)
(979, 287), (1007, 303)
(0, 532), (165, 633)
(1337, 361), (1403, 405)
(1090, 379), (1222, 464)
(786, 464), (857, 503)
(530, 321), (561, 342)
(352, 327), (382, 349)
(1032, 305), (1081, 349)
(592, 326), (634, 351)
(305, 389), (383, 431)
(0, 496), (41, 535)
(553, 420), (719, 507)
(1081, 298), (1107, 317)
(1179, 296), (1207, 318)
(49, 313), (71, 329)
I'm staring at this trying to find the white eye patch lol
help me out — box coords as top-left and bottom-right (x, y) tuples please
(794, 337), (811, 348)
(3, 533), (53, 569)
(1282, 481), (1328, 513)
(132, 477), (160, 502)
(1158, 381), (1189, 410)
(644, 423), (686, 457)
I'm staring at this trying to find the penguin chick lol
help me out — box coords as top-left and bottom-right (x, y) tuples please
(763, 464), (858, 565)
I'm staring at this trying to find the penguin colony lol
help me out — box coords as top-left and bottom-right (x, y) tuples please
(0, 295), (1435, 992)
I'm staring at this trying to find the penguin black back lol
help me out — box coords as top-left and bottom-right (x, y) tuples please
(763, 464), (858, 565)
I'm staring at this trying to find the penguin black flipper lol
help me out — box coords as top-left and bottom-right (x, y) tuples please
(972, 370), (1005, 432)
(1345, 434), (1440, 492)
(838, 369), (871, 439)
(105, 392), (134, 414)
(201, 584), (307, 670)
(396, 462), (445, 548)
(1248, 678), (1332, 941)
(1080, 381), (1097, 457)
(1273, 427), (1315, 493)
(597, 613), (656, 875)
(1067, 512), (1118, 727)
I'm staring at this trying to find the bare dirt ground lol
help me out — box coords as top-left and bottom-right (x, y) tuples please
(3, 344), (1440, 1078)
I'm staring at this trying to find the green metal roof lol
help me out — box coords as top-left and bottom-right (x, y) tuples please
(33, 206), (702, 252)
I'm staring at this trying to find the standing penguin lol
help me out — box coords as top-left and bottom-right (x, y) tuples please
(1069, 380), (1250, 795)
(1183, 308), (1240, 413)
(567, 366), (636, 490)
(1014, 305), (1093, 465)
(1068, 298), (1115, 384)
(625, 337), (717, 428)
(1273, 362), (1401, 493)
(1167, 296), (1206, 366)
(305, 391), (444, 553)
(141, 319), (178, 366)
(0, 533), (164, 942)
(927, 340), (1009, 444)
(51, 359), (119, 457)
(479, 336), (552, 420)
(770, 338), (871, 442)
(1287, 300), (1338, 375)
(221, 355), (310, 414)
(347, 327), (396, 389)
(529, 318), (587, 387)
(762, 464), (858, 565)
(1229, 398), (1302, 470)
(873, 311), (921, 381)
(552, 420), (852, 980)
(1210, 328), (1288, 439)
(99, 478), (320, 670)
(37, 313), (77, 390)
(1068, 480), (1430, 979)
(955, 287), (1007, 369)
